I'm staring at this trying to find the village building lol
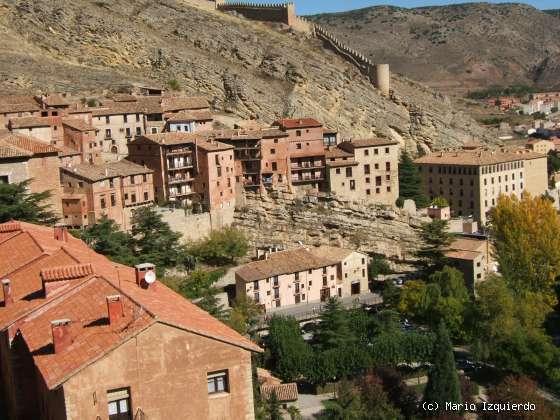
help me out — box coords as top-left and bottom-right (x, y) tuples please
(272, 119), (326, 192)
(8, 116), (63, 146)
(326, 138), (400, 205)
(445, 236), (495, 290)
(60, 160), (154, 229)
(166, 110), (214, 133)
(525, 138), (554, 155)
(414, 146), (548, 224)
(0, 96), (41, 128)
(0, 221), (261, 420)
(62, 118), (101, 164)
(127, 132), (235, 213)
(0, 133), (62, 218)
(235, 246), (368, 312)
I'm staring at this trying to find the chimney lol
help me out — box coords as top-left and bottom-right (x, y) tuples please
(2, 279), (13, 306)
(51, 319), (73, 353)
(135, 263), (156, 289)
(54, 225), (68, 242)
(106, 295), (124, 324)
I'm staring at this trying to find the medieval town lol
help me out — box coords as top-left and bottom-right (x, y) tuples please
(0, 0), (559, 419)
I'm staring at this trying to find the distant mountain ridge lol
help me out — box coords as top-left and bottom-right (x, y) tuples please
(309, 2), (560, 94)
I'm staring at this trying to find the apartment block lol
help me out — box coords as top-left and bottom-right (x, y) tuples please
(60, 160), (154, 229)
(0, 221), (261, 420)
(326, 138), (400, 205)
(127, 133), (235, 212)
(0, 133), (62, 218)
(415, 146), (548, 223)
(235, 246), (368, 312)
(272, 119), (326, 192)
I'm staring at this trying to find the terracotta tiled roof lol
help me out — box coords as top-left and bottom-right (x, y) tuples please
(41, 263), (94, 282)
(56, 145), (81, 157)
(91, 103), (142, 116)
(236, 247), (338, 283)
(260, 383), (298, 402)
(0, 220), (262, 390)
(272, 118), (323, 129)
(445, 250), (480, 261)
(167, 110), (213, 122)
(341, 138), (399, 149)
(141, 132), (200, 145)
(414, 149), (545, 166)
(0, 221), (21, 233)
(0, 103), (41, 114)
(0, 95), (38, 105)
(112, 94), (138, 102)
(196, 139), (234, 152)
(309, 246), (361, 261)
(61, 160), (153, 182)
(162, 96), (209, 112)
(42, 95), (70, 107)
(8, 116), (52, 129)
(445, 237), (487, 261)
(62, 118), (95, 132)
(19, 277), (154, 389)
(325, 147), (353, 159)
(0, 133), (60, 158)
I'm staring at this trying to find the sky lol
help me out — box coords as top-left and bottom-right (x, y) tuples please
(297, 0), (558, 15)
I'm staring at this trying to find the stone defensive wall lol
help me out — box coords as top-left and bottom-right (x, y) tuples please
(313, 24), (390, 96)
(215, 1), (297, 26)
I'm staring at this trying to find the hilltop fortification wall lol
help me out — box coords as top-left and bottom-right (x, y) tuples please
(215, 1), (296, 26)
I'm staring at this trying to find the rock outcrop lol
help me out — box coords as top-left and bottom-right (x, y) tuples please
(234, 191), (428, 264)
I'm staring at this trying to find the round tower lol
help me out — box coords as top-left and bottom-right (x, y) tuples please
(375, 64), (390, 96)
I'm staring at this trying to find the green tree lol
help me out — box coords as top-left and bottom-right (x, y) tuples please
(0, 179), (58, 225)
(357, 373), (403, 420)
(227, 295), (263, 336)
(423, 322), (461, 414)
(267, 316), (311, 382)
(431, 196), (449, 207)
(313, 298), (354, 350)
(286, 406), (302, 420)
(131, 206), (186, 274)
(179, 270), (224, 319)
(78, 216), (136, 265)
(320, 379), (364, 419)
(398, 150), (430, 209)
(368, 256), (391, 281)
(189, 226), (249, 265)
(266, 391), (282, 420)
(416, 218), (453, 272)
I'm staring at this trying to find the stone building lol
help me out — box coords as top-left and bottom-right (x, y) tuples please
(328, 138), (400, 205)
(127, 132), (235, 212)
(414, 146), (548, 224)
(8, 116), (60, 145)
(166, 110), (214, 133)
(272, 119), (326, 192)
(60, 160), (154, 229)
(0, 96), (41, 128)
(0, 133), (62, 218)
(525, 138), (554, 155)
(0, 221), (261, 420)
(235, 246), (368, 312)
(445, 236), (495, 290)
(62, 118), (100, 164)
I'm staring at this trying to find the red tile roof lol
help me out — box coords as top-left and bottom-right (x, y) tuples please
(167, 110), (213, 122)
(62, 118), (95, 132)
(0, 133), (59, 158)
(0, 221), (261, 389)
(272, 118), (323, 129)
(260, 383), (298, 402)
(8, 116), (52, 129)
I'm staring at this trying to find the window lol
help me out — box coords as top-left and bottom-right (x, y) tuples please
(107, 388), (131, 420)
(130, 176), (135, 185)
(365, 177), (370, 184)
(296, 143), (302, 149)
(131, 193), (136, 203)
(375, 176), (382, 186)
(350, 180), (356, 190)
(0, 175), (8, 184)
(345, 167), (352, 178)
(110, 194), (116, 207)
(207, 370), (229, 394)
(296, 130), (302, 137)
(125, 127), (131, 138)
(144, 192), (149, 201)
(270, 148), (276, 154)
(374, 148), (379, 155)
(100, 197), (106, 209)
(366, 189), (371, 195)
(136, 127), (141, 136)
(335, 168), (341, 174)
(123, 114), (128, 123)
(364, 149), (369, 156)
(151, 127), (158, 134)
(386, 162), (391, 171)
(136, 113), (140, 122)
(105, 116), (110, 124)
(105, 129), (112, 139)
(272, 162), (277, 171)
(364, 164), (370, 175)
(385, 147), (390, 154)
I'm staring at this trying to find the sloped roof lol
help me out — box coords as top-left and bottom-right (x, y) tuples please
(167, 110), (213, 122)
(414, 149), (545, 166)
(339, 138), (398, 149)
(9, 117), (52, 129)
(272, 118), (322, 129)
(309, 246), (363, 261)
(236, 247), (338, 283)
(62, 118), (95, 132)
(0, 221), (262, 389)
(0, 133), (59, 158)
(0, 103), (41, 114)
(260, 383), (298, 402)
(61, 160), (153, 182)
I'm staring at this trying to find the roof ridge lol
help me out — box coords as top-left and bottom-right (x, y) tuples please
(40, 263), (95, 282)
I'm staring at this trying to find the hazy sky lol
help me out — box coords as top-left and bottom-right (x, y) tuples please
(298, 0), (558, 15)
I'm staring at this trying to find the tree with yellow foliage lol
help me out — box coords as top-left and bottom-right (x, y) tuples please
(490, 193), (560, 309)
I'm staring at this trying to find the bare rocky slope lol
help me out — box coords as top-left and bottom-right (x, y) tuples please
(0, 0), (496, 153)
(310, 3), (560, 94)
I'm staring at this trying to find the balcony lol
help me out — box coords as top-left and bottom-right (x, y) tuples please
(291, 162), (325, 170)
(167, 148), (193, 156)
(168, 175), (192, 184)
(291, 175), (324, 183)
(167, 160), (193, 170)
(168, 188), (193, 198)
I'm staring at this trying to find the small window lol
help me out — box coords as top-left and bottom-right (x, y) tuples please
(105, 116), (110, 124)
(270, 148), (276, 155)
(110, 194), (116, 207)
(107, 388), (131, 420)
(272, 162), (277, 171)
(144, 192), (149, 201)
(143, 174), (147, 182)
(296, 143), (302, 149)
(208, 371), (229, 394)
(364, 149), (369, 156)
(100, 197), (106, 209)
(0, 175), (9, 184)
(296, 130), (302, 137)
(136, 127), (141, 136)
(131, 193), (136, 203)
(123, 114), (128, 123)
(335, 168), (341, 175)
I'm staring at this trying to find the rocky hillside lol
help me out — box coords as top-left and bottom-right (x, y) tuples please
(0, 0), (495, 152)
(310, 3), (560, 94)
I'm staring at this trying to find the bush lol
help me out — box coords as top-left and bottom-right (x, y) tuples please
(168, 78), (181, 91)
(189, 227), (249, 265)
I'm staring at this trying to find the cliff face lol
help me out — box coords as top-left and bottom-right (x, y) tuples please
(310, 3), (560, 94)
(234, 191), (427, 264)
(0, 0), (495, 152)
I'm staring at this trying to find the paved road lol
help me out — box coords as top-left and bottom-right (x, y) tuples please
(297, 393), (334, 419)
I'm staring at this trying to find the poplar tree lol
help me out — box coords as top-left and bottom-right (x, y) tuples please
(423, 321), (461, 414)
